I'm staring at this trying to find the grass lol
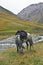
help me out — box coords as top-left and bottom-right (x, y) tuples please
(0, 12), (43, 40)
(0, 42), (43, 65)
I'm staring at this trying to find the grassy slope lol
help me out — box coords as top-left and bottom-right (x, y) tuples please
(0, 42), (43, 65)
(0, 12), (43, 40)
(0, 13), (43, 65)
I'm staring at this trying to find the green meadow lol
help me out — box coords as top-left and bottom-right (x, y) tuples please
(0, 42), (43, 65)
(0, 13), (43, 65)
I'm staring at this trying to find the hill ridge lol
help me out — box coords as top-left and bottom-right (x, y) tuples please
(17, 2), (43, 23)
(0, 6), (16, 16)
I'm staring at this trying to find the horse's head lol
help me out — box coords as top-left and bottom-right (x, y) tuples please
(18, 46), (25, 54)
(15, 34), (25, 53)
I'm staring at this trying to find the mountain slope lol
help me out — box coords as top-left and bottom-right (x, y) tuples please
(0, 6), (43, 40)
(17, 3), (43, 23)
(0, 6), (16, 16)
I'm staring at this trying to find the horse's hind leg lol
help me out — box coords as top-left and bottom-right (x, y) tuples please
(30, 44), (32, 51)
(29, 39), (33, 51)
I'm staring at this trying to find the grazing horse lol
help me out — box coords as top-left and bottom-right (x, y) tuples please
(15, 30), (33, 53)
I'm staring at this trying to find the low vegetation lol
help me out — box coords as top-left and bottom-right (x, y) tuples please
(0, 42), (43, 65)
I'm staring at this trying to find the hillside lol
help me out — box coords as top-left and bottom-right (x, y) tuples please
(0, 6), (43, 40)
(0, 6), (16, 16)
(17, 3), (43, 23)
(0, 42), (43, 65)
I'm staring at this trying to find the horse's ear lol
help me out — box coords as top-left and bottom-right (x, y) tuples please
(15, 30), (20, 35)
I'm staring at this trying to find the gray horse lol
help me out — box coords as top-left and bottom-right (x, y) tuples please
(15, 30), (33, 53)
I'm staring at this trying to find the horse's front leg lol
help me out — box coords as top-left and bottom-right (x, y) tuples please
(17, 45), (19, 52)
(26, 41), (28, 50)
